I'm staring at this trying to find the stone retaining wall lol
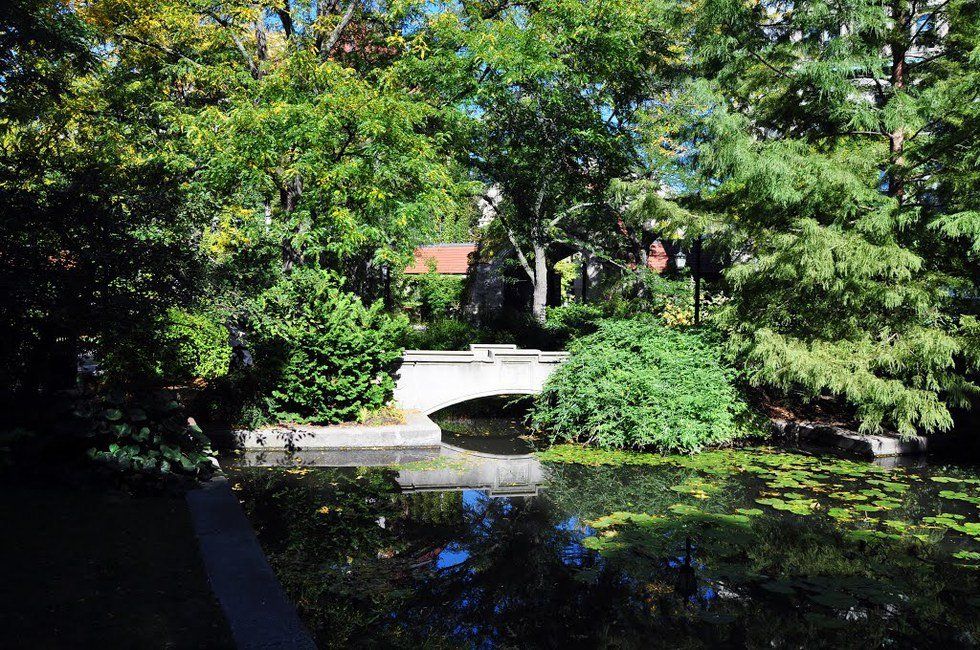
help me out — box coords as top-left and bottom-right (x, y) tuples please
(772, 419), (928, 458)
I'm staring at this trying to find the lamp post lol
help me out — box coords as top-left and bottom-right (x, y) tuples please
(693, 237), (702, 326)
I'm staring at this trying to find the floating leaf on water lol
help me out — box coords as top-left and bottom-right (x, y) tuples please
(736, 508), (764, 517)
(867, 479), (909, 493)
(872, 500), (902, 510)
(846, 529), (900, 543)
(938, 490), (980, 505)
(589, 512), (662, 529)
(827, 508), (853, 520)
(854, 504), (884, 513)
(829, 491), (868, 502)
(953, 550), (980, 561)
(860, 489), (888, 499)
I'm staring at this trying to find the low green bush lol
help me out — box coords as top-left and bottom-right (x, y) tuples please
(159, 308), (232, 382)
(544, 303), (605, 343)
(404, 318), (510, 351)
(84, 390), (215, 479)
(405, 318), (480, 351)
(529, 318), (762, 453)
(253, 270), (408, 425)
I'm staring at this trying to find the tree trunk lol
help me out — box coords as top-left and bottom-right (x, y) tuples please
(280, 174), (304, 272)
(888, 0), (908, 203)
(531, 241), (548, 323)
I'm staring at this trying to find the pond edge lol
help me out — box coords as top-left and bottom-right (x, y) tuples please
(186, 476), (316, 650)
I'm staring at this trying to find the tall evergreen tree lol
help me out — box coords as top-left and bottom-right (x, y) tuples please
(664, 0), (979, 434)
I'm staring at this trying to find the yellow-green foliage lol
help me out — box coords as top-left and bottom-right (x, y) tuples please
(406, 267), (466, 321)
(160, 308), (232, 382)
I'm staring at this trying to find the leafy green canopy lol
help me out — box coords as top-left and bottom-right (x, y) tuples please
(530, 318), (761, 453)
(410, 0), (683, 321)
(651, 0), (980, 435)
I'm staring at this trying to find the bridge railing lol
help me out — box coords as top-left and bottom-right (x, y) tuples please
(402, 344), (569, 364)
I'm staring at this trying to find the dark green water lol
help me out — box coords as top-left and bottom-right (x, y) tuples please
(230, 436), (980, 649)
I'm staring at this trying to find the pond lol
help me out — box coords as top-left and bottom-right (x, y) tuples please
(227, 416), (980, 648)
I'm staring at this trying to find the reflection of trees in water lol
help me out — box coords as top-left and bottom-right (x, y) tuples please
(235, 466), (980, 649)
(531, 462), (980, 647)
(395, 492), (664, 648)
(542, 462), (745, 521)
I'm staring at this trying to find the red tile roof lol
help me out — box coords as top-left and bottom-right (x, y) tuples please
(404, 243), (476, 275)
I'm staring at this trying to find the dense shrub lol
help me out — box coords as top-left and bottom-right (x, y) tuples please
(543, 303), (605, 343)
(253, 270), (408, 424)
(529, 318), (762, 453)
(404, 269), (466, 320)
(404, 318), (508, 351)
(159, 308), (232, 382)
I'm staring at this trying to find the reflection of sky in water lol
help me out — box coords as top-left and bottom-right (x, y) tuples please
(436, 543), (469, 569)
(434, 489), (602, 571)
(434, 490), (484, 570)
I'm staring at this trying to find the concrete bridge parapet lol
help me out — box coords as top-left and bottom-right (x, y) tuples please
(395, 344), (569, 415)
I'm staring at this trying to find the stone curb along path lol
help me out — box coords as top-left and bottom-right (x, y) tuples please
(186, 476), (316, 650)
(231, 410), (442, 450)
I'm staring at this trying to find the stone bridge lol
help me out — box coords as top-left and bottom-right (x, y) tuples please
(394, 344), (569, 415)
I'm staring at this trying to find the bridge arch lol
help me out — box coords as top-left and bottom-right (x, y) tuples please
(394, 345), (568, 415)
(423, 388), (539, 417)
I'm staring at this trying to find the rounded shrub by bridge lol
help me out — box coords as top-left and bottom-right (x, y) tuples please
(529, 318), (761, 453)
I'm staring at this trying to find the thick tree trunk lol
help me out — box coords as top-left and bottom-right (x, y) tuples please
(531, 241), (548, 323)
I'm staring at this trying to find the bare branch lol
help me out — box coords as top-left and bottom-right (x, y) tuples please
(114, 32), (201, 67)
(554, 234), (633, 273)
(498, 216), (535, 281)
(549, 202), (600, 227)
(203, 10), (260, 78)
(275, 1), (294, 39)
(322, 1), (358, 56)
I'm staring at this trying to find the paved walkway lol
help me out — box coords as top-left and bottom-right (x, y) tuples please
(186, 478), (316, 650)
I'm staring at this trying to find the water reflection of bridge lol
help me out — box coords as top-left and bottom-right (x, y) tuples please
(236, 440), (547, 498)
